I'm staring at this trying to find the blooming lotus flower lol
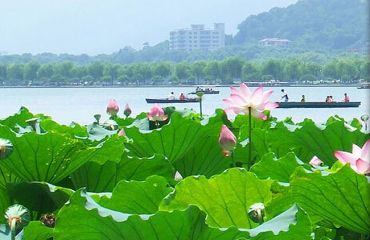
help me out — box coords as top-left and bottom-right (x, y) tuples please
(106, 99), (119, 116)
(223, 83), (278, 120)
(309, 156), (323, 167)
(118, 129), (126, 137)
(123, 104), (132, 117)
(334, 140), (370, 175)
(147, 104), (168, 121)
(219, 125), (237, 156)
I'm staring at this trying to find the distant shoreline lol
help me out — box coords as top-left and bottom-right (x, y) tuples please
(0, 84), (361, 89)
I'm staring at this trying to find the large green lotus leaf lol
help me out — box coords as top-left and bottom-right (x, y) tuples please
(291, 165), (370, 234)
(98, 176), (173, 214)
(54, 190), (248, 240)
(0, 190), (10, 225)
(22, 221), (53, 240)
(0, 125), (91, 183)
(253, 119), (369, 166)
(7, 182), (73, 216)
(40, 119), (88, 139)
(175, 131), (232, 178)
(71, 154), (173, 192)
(54, 190), (311, 240)
(244, 205), (312, 240)
(161, 168), (273, 228)
(0, 107), (35, 130)
(0, 167), (20, 224)
(124, 112), (218, 163)
(292, 119), (368, 165)
(251, 152), (304, 182)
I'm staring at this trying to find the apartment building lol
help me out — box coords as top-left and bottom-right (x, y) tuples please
(169, 23), (225, 51)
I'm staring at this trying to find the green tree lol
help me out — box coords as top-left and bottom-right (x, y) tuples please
(23, 61), (40, 81)
(37, 64), (54, 83)
(242, 62), (260, 81)
(0, 64), (7, 83)
(204, 61), (220, 84)
(7, 64), (24, 84)
(88, 62), (104, 81)
(175, 63), (191, 84)
(191, 61), (206, 85)
(262, 60), (283, 80)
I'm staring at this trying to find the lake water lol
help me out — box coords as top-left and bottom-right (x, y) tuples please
(0, 86), (369, 125)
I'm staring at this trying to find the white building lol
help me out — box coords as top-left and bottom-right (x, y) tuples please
(169, 23), (225, 51)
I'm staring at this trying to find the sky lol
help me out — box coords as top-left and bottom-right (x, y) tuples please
(0, 0), (298, 55)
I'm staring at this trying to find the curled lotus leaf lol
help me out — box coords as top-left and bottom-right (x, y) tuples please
(0, 138), (13, 160)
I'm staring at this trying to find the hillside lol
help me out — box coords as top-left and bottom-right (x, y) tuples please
(234, 0), (369, 50)
(0, 0), (368, 64)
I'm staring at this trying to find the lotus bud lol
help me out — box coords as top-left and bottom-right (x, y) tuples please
(174, 171), (183, 181)
(5, 204), (30, 237)
(40, 213), (56, 228)
(118, 128), (126, 137)
(248, 202), (265, 224)
(123, 104), (132, 117)
(147, 104), (168, 122)
(94, 114), (101, 124)
(106, 99), (119, 116)
(218, 125), (237, 156)
(309, 156), (323, 167)
(0, 138), (13, 160)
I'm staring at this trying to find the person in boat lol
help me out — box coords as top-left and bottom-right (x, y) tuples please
(281, 89), (289, 102)
(179, 93), (186, 100)
(300, 95), (305, 102)
(325, 96), (334, 102)
(168, 92), (175, 100)
(343, 93), (350, 102)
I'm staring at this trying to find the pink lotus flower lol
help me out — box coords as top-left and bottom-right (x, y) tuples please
(219, 125), (237, 156)
(309, 156), (323, 167)
(118, 129), (125, 137)
(147, 104), (168, 121)
(123, 104), (132, 117)
(223, 83), (278, 120)
(334, 140), (370, 175)
(106, 99), (119, 116)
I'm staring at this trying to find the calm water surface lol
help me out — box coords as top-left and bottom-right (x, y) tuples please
(0, 86), (369, 125)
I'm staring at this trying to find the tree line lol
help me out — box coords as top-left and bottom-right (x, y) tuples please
(0, 57), (368, 86)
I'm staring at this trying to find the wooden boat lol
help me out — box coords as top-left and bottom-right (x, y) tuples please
(277, 101), (361, 108)
(357, 83), (370, 89)
(189, 89), (220, 94)
(146, 98), (199, 103)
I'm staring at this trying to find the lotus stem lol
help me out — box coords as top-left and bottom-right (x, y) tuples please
(231, 151), (236, 167)
(199, 98), (203, 118)
(10, 218), (16, 240)
(248, 107), (252, 169)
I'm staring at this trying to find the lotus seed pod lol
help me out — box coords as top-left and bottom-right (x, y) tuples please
(5, 204), (30, 233)
(248, 202), (265, 224)
(94, 114), (101, 124)
(0, 138), (13, 160)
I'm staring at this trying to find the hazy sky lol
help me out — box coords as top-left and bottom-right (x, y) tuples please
(0, 0), (297, 55)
